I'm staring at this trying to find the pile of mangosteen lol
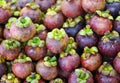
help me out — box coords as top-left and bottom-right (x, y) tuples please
(0, 0), (120, 83)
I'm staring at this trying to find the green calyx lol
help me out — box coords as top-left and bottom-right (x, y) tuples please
(35, 24), (46, 33)
(102, 31), (119, 43)
(14, 11), (20, 17)
(116, 16), (120, 21)
(46, 7), (57, 16)
(60, 37), (77, 58)
(53, 78), (64, 83)
(79, 25), (93, 36)
(0, 55), (5, 63)
(63, 16), (83, 28)
(27, 37), (45, 47)
(106, 0), (120, 3)
(43, 56), (57, 67)
(96, 10), (113, 20)
(14, 53), (32, 63)
(26, 73), (40, 83)
(26, 3), (39, 10)
(6, 17), (17, 29)
(75, 69), (89, 83)
(98, 62), (117, 76)
(2, 39), (20, 50)
(85, 13), (94, 20)
(47, 28), (66, 40)
(117, 52), (120, 58)
(81, 46), (98, 59)
(16, 17), (32, 28)
(0, 0), (6, 7)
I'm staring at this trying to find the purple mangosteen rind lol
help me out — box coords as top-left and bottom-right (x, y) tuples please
(13, 53), (32, 63)
(63, 16), (83, 28)
(96, 10), (113, 20)
(106, 0), (120, 3)
(75, 68), (90, 83)
(26, 3), (40, 10)
(115, 16), (120, 21)
(1, 73), (20, 83)
(43, 56), (57, 67)
(81, 46), (98, 59)
(5, 17), (17, 29)
(1, 39), (21, 50)
(16, 17), (32, 28)
(47, 28), (67, 40)
(26, 73), (40, 83)
(27, 37), (45, 47)
(98, 62), (117, 77)
(101, 31), (119, 43)
(35, 24), (46, 33)
(78, 25), (93, 36)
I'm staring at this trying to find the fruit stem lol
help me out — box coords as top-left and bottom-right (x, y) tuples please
(26, 73), (40, 83)
(35, 24), (46, 33)
(26, 3), (39, 9)
(44, 56), (57, 67)
(96, 10), (113, 20)
(75, 69), (89, 83)
(47, 28), (66, 40)
(14, 53), (32, 63)
(27, 37), (45, 47)
(63, 16), (83, 28)
(16, 17), (32, 28)
(79, 25), (93, 36)
(81, 46), (98, 59)
(2, 39), (20, 50)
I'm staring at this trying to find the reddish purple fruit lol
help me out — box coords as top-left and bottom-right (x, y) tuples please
(113, 52), (120, 73)
(35, 0), (56, 12)
(96, 62), (120, 83)
(10, 17), (36, 42)
(90, 11), (113, 35)
(68, 68), (94, 83)
(46, 29), (68, 54)
(0, 39), (21, 60)
(61, 0), (83, 18)
(81, 46), (102, 71)
(98, 31), (120, 57)
(82, 0), (106, 13)
(12, 53), (34, 79)
(76, 25), (98, 49)
(24, 73), (45, 83)
(25, 37), (47, 61)
(44, 7), (64, 30)
(36, 56), (58, 80)
(20, 3), (42, 23)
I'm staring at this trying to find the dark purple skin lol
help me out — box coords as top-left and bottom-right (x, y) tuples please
(68, 68), (94, 83)
(20, 5), (42, 23)
(82, 0), (105, 13)
(81, 53), (102, 71)
(58, 54), (80, 72)
(46, 35), (68, 54)
(0, 8), (11, 24)
(36, 59), (58, 80)
(3, 28), (11, 39)
(98, 38), (120, 57)
(113, 54), (120, 73)
(37, 30), (48, 40)
(0, 45), (21, 61)
(0, 62), (7, 78)
(95, 72), (120, 83)
(114, 20), (120, 33)
(76, 34), (98, 49)
(25, 45), (47, 61)
(106, 2), (120, 18)
(61, 0), (83, 18)
(12, 62), (34, 79)
(44, 12), (64, 30)
(35, 0), (56, 12)
(17, 0), (34, 9)
(64, 21), (85, 37)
